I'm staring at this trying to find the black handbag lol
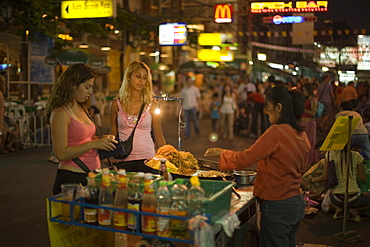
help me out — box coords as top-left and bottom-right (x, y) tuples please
(98, 103), (145, 160)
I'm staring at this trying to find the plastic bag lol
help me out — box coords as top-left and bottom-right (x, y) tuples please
(188, 216), (215, 247)
(321, 189), (334, 212)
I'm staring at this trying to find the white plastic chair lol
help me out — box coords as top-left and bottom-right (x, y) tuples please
(7, 104), (26, 121)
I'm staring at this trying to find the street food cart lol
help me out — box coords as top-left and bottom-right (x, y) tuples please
(47, 180), (259, 247)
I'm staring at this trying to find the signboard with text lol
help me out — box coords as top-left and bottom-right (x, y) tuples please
(251, 1), (328, 13)
(61, 0), (115, 19)
(358, 35), (370, 70)
(159, 23), (187, 46)
(198, 49), (234, 62)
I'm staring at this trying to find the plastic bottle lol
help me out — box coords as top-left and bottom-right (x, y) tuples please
(187, 175), (205, 217)
(113, 169), (128, 229)
(159, 158), (168, 180)
(84, 172), (99, 224)
(98, 169), (113, 226)
(156, 181), (171, 237)
(141, 173), (157, 234)
(127, 174), (142, 230)
(170, 179), (188, 239)
(166, 168), (173, 182)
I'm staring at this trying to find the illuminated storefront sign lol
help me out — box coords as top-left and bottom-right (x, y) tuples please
(273, 15), (303, 24)
(159, 23), (187, 46)
(198, 49), (234, 62)
(263, 15), (317, 24)
(214, 4), (233, 23)
(358, 35), (370, 70)
(61, 0), (115, 19)
(251, 1), (328, 13)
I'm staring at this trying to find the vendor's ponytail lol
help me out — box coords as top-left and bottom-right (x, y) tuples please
(266, 86), (305, 132)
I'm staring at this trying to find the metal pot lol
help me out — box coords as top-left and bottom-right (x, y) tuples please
(234, 170), (257, 185)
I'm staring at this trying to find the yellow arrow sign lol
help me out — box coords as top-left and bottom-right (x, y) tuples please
(320, 116), (361, 151)
(61, 0), (115, 19)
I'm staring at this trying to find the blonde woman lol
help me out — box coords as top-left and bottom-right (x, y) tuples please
(109, 61), (166, 172)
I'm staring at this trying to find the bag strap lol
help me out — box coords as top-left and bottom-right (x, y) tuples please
(318, 83), (329, 101)
(129, 103), (145, 137)
(72, 157), (92, 174)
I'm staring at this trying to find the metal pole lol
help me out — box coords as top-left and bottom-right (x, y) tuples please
(27, 40), (31, 103)
(342, 116), (353, 234)
(6, 28), (10, 96)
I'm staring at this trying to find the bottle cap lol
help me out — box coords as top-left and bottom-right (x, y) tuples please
(138, 172), (145, 178)
(190, 175), (200, 187)
(118, 169), (126, 175)
(159, 180), (167, 187)
(144, 173), (152, 180)
(88, 172), (96, 178)
(176, 178), (184, 184)
(159, 158), (167, 163)
(102, 168), (109, 175)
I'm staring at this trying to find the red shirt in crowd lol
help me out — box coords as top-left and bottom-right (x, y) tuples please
(247, 92), (265, 104)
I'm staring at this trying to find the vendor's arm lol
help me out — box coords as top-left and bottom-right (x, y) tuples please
(205, 125), (280, 171)
(151, 101), (166, 148)
(51, 107), (116, 161)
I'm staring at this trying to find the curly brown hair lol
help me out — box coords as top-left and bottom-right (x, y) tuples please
(45, 63), (95, 122)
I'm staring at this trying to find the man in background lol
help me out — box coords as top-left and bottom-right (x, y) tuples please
(181, 77), (201, 139)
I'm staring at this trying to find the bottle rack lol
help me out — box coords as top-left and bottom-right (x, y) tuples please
(48, 195), (194, 244)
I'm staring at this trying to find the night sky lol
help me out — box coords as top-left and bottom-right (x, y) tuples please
(315, 0), (370, 30)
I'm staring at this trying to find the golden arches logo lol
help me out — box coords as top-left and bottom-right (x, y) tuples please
(214, 4), (233, 23)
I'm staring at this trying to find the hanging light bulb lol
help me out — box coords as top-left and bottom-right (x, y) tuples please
(155, 107), (161, 114)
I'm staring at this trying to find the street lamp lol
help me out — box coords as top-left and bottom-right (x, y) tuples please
(1, 0), (12, 96)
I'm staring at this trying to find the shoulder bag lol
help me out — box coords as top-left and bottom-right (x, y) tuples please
(315, 83), (328, 118)
(325, 151), (339, 189)
(98, 103), (145, 160)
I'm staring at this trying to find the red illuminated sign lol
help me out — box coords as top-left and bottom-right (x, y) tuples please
(251, 1), (328, 14)
(214, 4), (233, 23)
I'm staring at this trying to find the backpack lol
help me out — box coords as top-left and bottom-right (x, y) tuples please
(315, 101), (325, 118)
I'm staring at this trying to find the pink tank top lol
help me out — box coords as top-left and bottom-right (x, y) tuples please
(116, 99), (156, 161)
(60, 107), (101, 171)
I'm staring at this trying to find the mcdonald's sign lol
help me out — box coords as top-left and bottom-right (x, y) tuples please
(214, 4), (233, 23)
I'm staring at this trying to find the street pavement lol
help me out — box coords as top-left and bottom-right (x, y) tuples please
(0, 111), (369, 247)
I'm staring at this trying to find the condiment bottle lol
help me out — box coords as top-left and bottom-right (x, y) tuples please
(113, 169), (128, 229)
(156, 181), (171, 237)
(127, 174), (142, 230)
(141, 173), (157, 234)
(187, 175), (205, 217)
(98, 170), (113, 226)
(170, 179), (188, 239)
(84, 172), (99, 224)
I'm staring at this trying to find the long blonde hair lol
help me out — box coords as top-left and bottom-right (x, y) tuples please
(117, 61), (153, 106)
(45, 63), (96, 122)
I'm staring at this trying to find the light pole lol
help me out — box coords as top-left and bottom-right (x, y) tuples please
(1, 0), (12, 95)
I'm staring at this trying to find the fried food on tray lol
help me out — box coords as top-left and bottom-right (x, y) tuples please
(148, 145), (199, 175)
(198, 170), (229, 177)
(146, 155), (179, 173)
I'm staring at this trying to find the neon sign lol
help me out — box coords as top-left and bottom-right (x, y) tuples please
(214, 4), (233, 23)
(251, 1), (328, 13)
(263, 15), (317, 24)
(273, 15), (304, 24)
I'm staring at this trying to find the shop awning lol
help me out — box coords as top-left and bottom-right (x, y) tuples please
(178, 61), (212, 73)
(44, 48), (106, 68)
